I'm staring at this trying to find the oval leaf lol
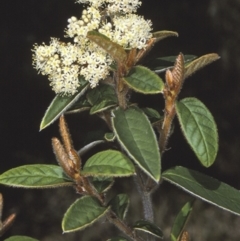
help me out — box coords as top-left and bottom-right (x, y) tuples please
(162, 166), (240, 216)
(112, 107), (161, 182)
(176, 97), (218, 167)
(152, 30), (178, 42)
(109, 194), (129, 220)
(81, 150), (135, 177)
(171, 200), (194, 241)
(91, 176), (114, 193)
(123, 66), (164, 94)
(62, 196), (110, 233)
(134, 220), (163, 239)
(4, 236), (39, 241)
(40, 78), (89, 130)
(0, 165), (73, 188)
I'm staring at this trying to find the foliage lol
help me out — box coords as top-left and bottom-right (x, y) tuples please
(1, 0), (239, 241)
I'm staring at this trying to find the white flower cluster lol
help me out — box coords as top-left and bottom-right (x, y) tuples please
(32, 0), (152, 95)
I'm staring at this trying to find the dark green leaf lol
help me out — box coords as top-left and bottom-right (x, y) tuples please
(0, 165), (73, 188)
(62, 196), (110, 233)
(176, 98), (218, 167)
(171, 200), (194, 241)
(134, 220), (163, 239)
(109, 194), (129, 219)
(40, 78), (89, 130)
(104, 132), (115, 142)
(66, 98), (91, 114)
(106, 237), (129, 241)
(82, 150), (135, 177)
(123, 66), (164, 94)
(112, 107), (160, 182)
(91, 176), (114, 193)
(4, 236), (39, 241)
(162, 166), (240, 216)
(142, 107), (162, 124)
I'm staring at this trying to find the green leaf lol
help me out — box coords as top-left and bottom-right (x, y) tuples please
(123, 66), (164, 94)
(87, 31), (127, 63)
(133, 220), (163, 239)
(104, 132), (115, 142)
(91, 176), (114, 193)
(142, 107), (162, 124)
(40, 78), (89, 130)
(0, 165), (73, 188)
(184, 53), (220, 79)
(112, 107), (161, 182)
(152, 30), (178, 42)
(107, 237), (129, 241)
(4, 236), (39, 241)
(176, 97), (218, 167)
(162, 166), (240, 216)
(109, 194), (129, 220)
(82, 150), (135, 177)
(66, 98), (91, 114)
(62, 196), (110, 233)
(171, 200), (194, 241)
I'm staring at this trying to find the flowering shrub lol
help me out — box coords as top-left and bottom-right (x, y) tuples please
(1, 0), (240, 241)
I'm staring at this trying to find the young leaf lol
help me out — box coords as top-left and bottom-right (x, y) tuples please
(40, 78), (89, 130)
(133, 220), (163, 239)
(123, 66), (164, 94)
(162, 166), (240, 216)
(81, 150), (135, 177)
(4, 236), (39, 241)
(87, 31), (127, 63)
(170, 200), (194, 241)
(62, 196), (110, 233)
(0, 165), (73, 188)
(152, 30), (178, 42)
(91, 176), (114, 193)
(109, 194), (129, 220)
(176, 97), (218, 167)
(184, 53), (220, 80)
(112, 107), (161, 182)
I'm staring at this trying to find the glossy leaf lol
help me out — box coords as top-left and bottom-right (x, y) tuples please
(133, 220), (163, 239)
(81, 150), (135, 177)
(87, 31), (127, 63)
(162, 166), (240, 216)
(176, 98), (218, 167)
(0, 165), (73, 188)
(112, 107), (161, 182)
(109, 194), (129, 219)
(62, 196), (110, 233)
(123, 66), (164, 94)
(4, 236), (39, 241)
(91, 176), (114, 193)
(171, 200), (194, 241)
(40, 78), (89, 130)
(184, 53), (220, 79)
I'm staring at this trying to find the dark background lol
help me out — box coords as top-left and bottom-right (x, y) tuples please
(1, 0), (240, 240)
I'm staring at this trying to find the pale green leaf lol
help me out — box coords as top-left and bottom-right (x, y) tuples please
(4, 236), (39, 241)
(0, 165), (73, 188)
(109, 194), (129, 219)
(123, 66), (164, 94)
(171, 200), (194, 241)
(112, 107), (160, 182)
(40, 78), (89, 130)
(176, 98), (218, 167)
(62, 196), (110, 233)
(162, 166), (240, 216)
(82, 150), (135, 177)
(134, 220), (163, 239)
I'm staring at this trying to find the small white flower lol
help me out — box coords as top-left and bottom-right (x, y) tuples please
(107, 0), (142, 14)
